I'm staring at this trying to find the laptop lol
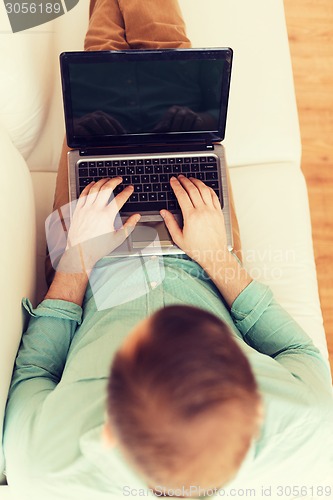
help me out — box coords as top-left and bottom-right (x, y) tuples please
(60, 48), (233, 256)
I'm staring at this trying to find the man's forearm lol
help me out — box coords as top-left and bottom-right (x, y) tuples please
(45, 271), (89, 306)
(199, 249), (252, 308)
(45, 250), (90, 306)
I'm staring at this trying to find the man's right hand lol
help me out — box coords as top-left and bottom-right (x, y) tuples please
(160, 175), (229, 268)
(160, 175), (252, 307)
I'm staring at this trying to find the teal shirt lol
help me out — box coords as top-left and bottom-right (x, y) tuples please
(4, 256), (333, 500)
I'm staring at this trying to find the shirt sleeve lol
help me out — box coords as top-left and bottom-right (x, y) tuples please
(5, 298), (82, 418)
(230, 281), (333, 399)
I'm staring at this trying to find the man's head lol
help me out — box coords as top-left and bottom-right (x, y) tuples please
(105, 305), (262, 496)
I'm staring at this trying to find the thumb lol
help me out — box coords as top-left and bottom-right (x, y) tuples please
(112, 214), (141, 250)
(121, 214), (141, 239)
(160, 210), (183, 246)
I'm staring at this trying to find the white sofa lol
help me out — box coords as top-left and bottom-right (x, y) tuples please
(0, 0), (330, 498)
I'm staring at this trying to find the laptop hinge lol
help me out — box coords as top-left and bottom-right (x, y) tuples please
(79, 141), (215, 157)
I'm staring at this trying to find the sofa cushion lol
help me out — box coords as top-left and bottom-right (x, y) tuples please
(230, 162), (328, 360)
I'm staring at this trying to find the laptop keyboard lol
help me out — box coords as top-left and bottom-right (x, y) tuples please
(77, 155), (222, 213)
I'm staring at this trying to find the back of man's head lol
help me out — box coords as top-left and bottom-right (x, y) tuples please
(107, 305), (261, 494)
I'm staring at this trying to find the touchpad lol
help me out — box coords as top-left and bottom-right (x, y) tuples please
(131, 221), (175, 248)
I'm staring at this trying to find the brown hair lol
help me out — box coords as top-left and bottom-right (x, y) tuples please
(107, 305), (261, 489)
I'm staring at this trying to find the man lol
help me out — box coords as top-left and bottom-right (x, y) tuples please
(4, 1), (333, 499)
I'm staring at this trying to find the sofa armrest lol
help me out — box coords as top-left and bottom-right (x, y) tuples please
(0, 128), (36, 476)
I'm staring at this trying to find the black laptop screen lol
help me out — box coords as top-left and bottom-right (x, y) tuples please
(60, 49), (232, 148)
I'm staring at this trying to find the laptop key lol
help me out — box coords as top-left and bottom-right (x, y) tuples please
(117, 167), (126, 176)
(181, 164), (190, 173)
(98, 167), (107, 176)
(122, 201), (167, 213)
(205, 181), (219, 190)
(79, 168), (88, 177)
(152, 183), (161, 191)
(108, 167), (116, 176)
(79, 177), (93, 188)
(149, 192), (158, 201)
(127, 167), (135, 175)
(132, 175), (140, 184)
(136, 166), (144, 174)
(207, 156), (218, 163)
(134, 184), (143, 192)
(158, 192), (167, 201)
(143, 184), (152, 192)
(78, 162), (88, 169)
(202, 164), (218, 171)
(206, 172), (218, 180)
(167, 200), (178, 210)
(139, 193), (148, 202)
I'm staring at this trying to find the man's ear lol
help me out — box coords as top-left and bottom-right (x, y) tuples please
(102, 422), (118, 448)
